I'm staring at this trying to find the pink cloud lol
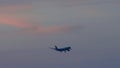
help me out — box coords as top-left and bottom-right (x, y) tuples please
(0, 15), (32, 28)
(0, 4), (81, 35)
(0, 15), (80, 34)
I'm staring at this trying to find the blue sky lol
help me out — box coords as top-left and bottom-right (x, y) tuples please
(0, 0), (120, 68)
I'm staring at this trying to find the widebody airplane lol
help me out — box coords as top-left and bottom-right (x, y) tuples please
(50, 45), (72, 52)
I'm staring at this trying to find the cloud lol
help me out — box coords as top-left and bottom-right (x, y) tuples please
(0, 12), (81, 35)
(0, 15), (31, 28)
(0, 2), (82, 35)
(0, 14), (81, 34)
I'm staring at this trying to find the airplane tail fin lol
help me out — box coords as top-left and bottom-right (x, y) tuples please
(55, 45), (58, 49)
(49, 45), (58, 50)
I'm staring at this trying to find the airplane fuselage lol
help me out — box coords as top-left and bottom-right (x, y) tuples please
(55, 47), (71, 52)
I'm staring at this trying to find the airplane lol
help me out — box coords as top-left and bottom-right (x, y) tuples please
(50, 45), (72, 52)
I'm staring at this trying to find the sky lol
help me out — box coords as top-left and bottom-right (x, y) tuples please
(0, 0), (120, 68)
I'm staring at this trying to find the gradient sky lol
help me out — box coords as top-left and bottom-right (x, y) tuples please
(0, 0), (120, 68)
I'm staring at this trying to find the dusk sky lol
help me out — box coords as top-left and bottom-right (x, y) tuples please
(0, 0), (120, 68)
